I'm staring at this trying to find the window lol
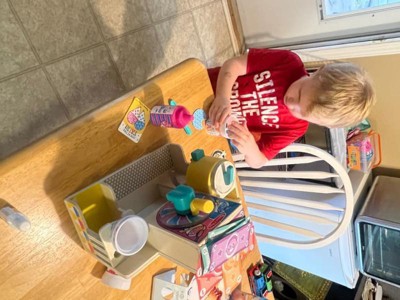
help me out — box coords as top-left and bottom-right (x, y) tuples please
(320, 0), (400, 19)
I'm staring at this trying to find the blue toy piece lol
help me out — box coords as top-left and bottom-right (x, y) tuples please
(191, 149), (205, 161)
(192, 109), (207, 130)
(134, 120), (145, 130)
(254, 272), (266, 296)
(248, 263), (273, 297)
(168, 99), (177, 106)
(166, 185), (195, 215)
(223, 165), (234, 186)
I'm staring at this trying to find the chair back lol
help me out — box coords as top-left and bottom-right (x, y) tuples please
(235, 143), (353, 249)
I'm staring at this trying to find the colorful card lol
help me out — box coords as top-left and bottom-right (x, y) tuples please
(118, 97), (150, 143)
(192, 224), (257, 300)
(201, 220), (253, 274)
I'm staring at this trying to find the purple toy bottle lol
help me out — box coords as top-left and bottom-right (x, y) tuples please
(150, 105), (193, 128)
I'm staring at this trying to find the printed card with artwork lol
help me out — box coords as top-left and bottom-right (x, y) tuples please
(118, 97), (150, 143)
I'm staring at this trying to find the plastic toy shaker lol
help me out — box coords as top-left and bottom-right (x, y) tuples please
(206, 115), (238, 139)
(0, 198), (31, 232)
(150, 105), (193, 128)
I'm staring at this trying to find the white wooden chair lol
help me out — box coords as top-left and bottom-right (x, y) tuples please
(234, 143), (353, 249)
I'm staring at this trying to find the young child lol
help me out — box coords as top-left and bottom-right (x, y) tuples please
(207, 48), (375, 168)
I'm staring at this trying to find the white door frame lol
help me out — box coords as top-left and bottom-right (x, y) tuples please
(291, 37), (400, 62)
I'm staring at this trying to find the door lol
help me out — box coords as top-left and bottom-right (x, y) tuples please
(236, 0), (400, 49)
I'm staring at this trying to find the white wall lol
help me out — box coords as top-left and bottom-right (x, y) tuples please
(350, 54), (400, 169)
(237, 0), (400, 48)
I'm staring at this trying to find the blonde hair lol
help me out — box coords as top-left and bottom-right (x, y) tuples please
(307, 62), (376, 128)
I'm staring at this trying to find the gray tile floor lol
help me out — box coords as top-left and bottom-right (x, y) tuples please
(0, 0), (235, 160)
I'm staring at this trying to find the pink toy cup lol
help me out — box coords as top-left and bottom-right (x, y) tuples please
(150, 105), (193, 128)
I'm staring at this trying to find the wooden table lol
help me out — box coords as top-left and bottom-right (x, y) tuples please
(0, 59), (264, 299)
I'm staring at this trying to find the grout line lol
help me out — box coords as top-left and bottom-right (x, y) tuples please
(85, 0), (106, 40)
(190, 10), (207, 64)
(6, 0), (42, 64)
(85, 0), (128, 91)
(1, 0), (227, 86)
(6, 0), (71, 120)
(152, 24), (169, 69)
(190, 0), (220, 11)
(143, 0), (168, 70)
(41, 67), (72, 120)
(0, 65), (42, 84)
(144, 1), (169, 63)
(191, 0), (232, 62)
(206, 45), (235, 67)
(0, 42), (105, 83)
(191, 1), (225, 64)
(143, 0), (155, 23)
(143, 1), (162, 42)
(1, 0), (230, 158)
(104, 23), (154, 43)
(104, 1), (219, 44)
(103, 16), (182, 43)
(39, 43), (105, 66)
(103, 44), (129, 91)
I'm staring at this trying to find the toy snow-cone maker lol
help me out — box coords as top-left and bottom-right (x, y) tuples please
(186, 149), (236, 198)
(156, 185), (215, 229)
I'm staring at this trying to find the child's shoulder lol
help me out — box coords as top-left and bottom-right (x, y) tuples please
(248, 48), (303, 65)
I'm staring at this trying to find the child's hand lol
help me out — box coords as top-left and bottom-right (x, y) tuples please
(208, 96), (231, 128)
(228, 121), (267, 168)
(227, 121), (257, 155)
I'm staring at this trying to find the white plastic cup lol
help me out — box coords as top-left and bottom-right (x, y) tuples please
(110, 215), (148, 256)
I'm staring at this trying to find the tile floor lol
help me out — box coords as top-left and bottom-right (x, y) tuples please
(0, 0), (236, 160)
